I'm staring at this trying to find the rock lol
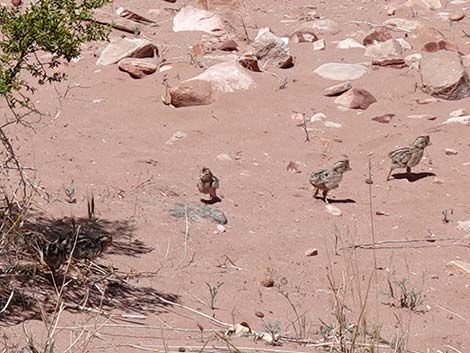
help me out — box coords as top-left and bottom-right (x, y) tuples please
(372, 58), (406, 67)
(305, 248), (319, 257)
(408, 114), (437, 120)
(311, 112), (327, 122)
(11, 0), (21, 6)
(326, 204), (342, 217)
(218, 39), (239, 51)
(169, 203), (228, 224)
(187, 61), (255, 93)
(313, 39), (326, 50)
(287, 161), (301, 173)
(173, 5), (224, 34)
(290, 31), (317, 43)
(249, 27), (294, 69)
(314, 63), (368, 81)
(407, 0), (442, 9)
(96, 38), (158, 66)
(169, 80), (213, 108)
(449, 108), (467, 117)
(323, 82), (352, 96)
(396, 38), (412, 50)
(420, 51), (470, 100)
(364, 39), (403, 59)
(192, 42), (206, 56)
(373, 113), (395, 123)
(324, 121), (342, 128)
(363, 28), (393, 46)
(166, 131), (187, 145)
(456, 220), (470, 232)
(216, 224), (226, 233)
(449, 11), (465, 21)
(416, 97), (438, 104)
(383, 18), (419, 31)
(336, 38), (365, 49)
(405, 53), (422, 68)
(216, 153), (232, 161)
(238, 54), (261, 72)
(116, 7), (155, 24)
(447, 260), (470, 274)
(445, 148), (458, 155)
(255, 311), (265, 318)
(118, 58), (157, 78)
(311, 19), (340, 35)
(334, 88), (377, 110)
(423, 40), (462, 54)
(414, 25), (444, 50)
(442, 116), (470, 125)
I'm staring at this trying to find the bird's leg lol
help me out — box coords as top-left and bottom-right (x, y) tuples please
(386, 167), (393, 181)
(322, 190), (329, 204)
(406, 166), (411, 174)
(313, 188), (319, 198)
(209, 189), (220, 203)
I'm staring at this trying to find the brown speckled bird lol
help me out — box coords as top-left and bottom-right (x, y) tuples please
(387, 135), (431, 181)
(197, 167), (220, 203)
(70, 234), (112, 260)
(41, 240), (67, 271)
(309, 160), (351, 203)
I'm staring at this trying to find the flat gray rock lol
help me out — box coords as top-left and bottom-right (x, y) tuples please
(314, 63), (368, 81)
(169, 203), (228, 225)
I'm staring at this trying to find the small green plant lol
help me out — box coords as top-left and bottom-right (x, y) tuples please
(205, 281), (224, 310)
(394, 279), (424, 311)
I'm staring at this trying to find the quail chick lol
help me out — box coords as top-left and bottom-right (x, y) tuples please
(197, 167), (220, 203)
(309, 160), (351, 203)
(387, 135), (431, 181)
(70, 234), (112, 260)
(42, 241), (67, 271)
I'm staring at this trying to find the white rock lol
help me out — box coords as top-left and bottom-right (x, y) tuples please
(313, 39), (326, 50)
(383, 18), (419, 31)
(445, 148), (458, 155)
(324, 121), (342, 128)
(187, 61), (255, 93)
(96, 38), (157, 66)
(311, 19), (340, 35)
(314, 63), (368, 81)
(443, 116), (470, 125)
(449, 108), (467, 117)
(364, 39), (403, 59)
(336, 38), (365, 49)
(396, 38), (412, 50)
(216, 153), (232, 161)
(456, 220), (470, 232)
(166, 131), (187, 145)
(326, 204), (342, 216)
(173, 5), (224, 33)
(216, 224), (226, 233)
(311, 112), (327, 122)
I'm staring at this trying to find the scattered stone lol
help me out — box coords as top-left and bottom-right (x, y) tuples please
(287, 161), (301, 173)
(449, 108), (467, 117)
(416, 97), (438, 104)
(449, 11), (465, 21)
(336, 38), (365, 49)
(168, 203), (228, 224)
(447, 260), (470, 274)
(116, 7), (155, 24)
(442, 116), (470, 125)
(364, 39), (403, 59)
(396, 38), (412, 50)
(314, 63), (368, 81)
(118, 58), (157, 78)
(311, 112), (327, 122)
(372, 58), (406, 67)
(405, 53), (422, 68)
(169, 80), (213, 108)
(187, 61), (255, 93)
(383, 18), (419, 31)
(290, 31), (317, 43)
(166, 131), (187, 145)
(420, 51), (470, 100)
(313, 39), (326, 51)
(260, 278), (275, 287)
(305, 248), (319, 257)
(457, 220), (470, 232)
(334, 88), (377, 110)
(173, 5), (224, 34)
(218, 39), (239, 51)
(373, 113), (395, 123)
(192, 42), (206, 56)
(96, 38), (158, 66)
(324, 121), (342, 128)
(407, 114), (437, 120)
(423, 40), (462, 54)
(311, 19), (340, 35)
(445, 148), (458, 155)
(11, 0), (21, 6)
(363, 28), (393, 46)
(326, 204), (342, 217)
(248, 28), (294, 69)
(216, 224), (226, 233)
(255, 311), (265, 318)
(238, 54), (261, 72)
(323, 82), (352, 96)
(407, 0), (442, 10)
(216, 153), (232, 161)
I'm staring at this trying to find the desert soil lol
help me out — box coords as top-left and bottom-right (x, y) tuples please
(2, 0), (470, 352)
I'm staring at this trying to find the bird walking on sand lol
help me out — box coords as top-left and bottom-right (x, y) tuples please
(197, 167), (220, 203)
(309, 160), (351, 203)
(387, 135), (431, 181)
(41, 240), (67, 271)
(70, 234), (112, 260)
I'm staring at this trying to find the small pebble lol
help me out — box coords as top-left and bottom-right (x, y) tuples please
(305, 248), (319, 257)
(255, 311), (265, 318)
(445, 148), (458, 155)
(449, 11), (465, 21)
(260, 278), (275, 287)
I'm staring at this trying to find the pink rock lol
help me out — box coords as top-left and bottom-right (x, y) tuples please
(289, 31), (318, 43)
(169, 80), (213, 108)
(323, 82), (352, 97)
(218, 39), (238, 51)
(363, 28), (393, 46)
(372, 113), (395, 123)
(305, 248), (319, 257)
(334, 88), (377, 110)
(118, 58), (157, 79)
(287, 161), (301, 173)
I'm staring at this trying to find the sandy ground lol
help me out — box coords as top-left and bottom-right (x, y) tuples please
(2, 0), (470, 352)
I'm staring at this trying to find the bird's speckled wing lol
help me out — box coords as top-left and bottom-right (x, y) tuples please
(211, 176), (220, 189)
(388, 147), (413, 165)
(309, 169), (333, 186)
